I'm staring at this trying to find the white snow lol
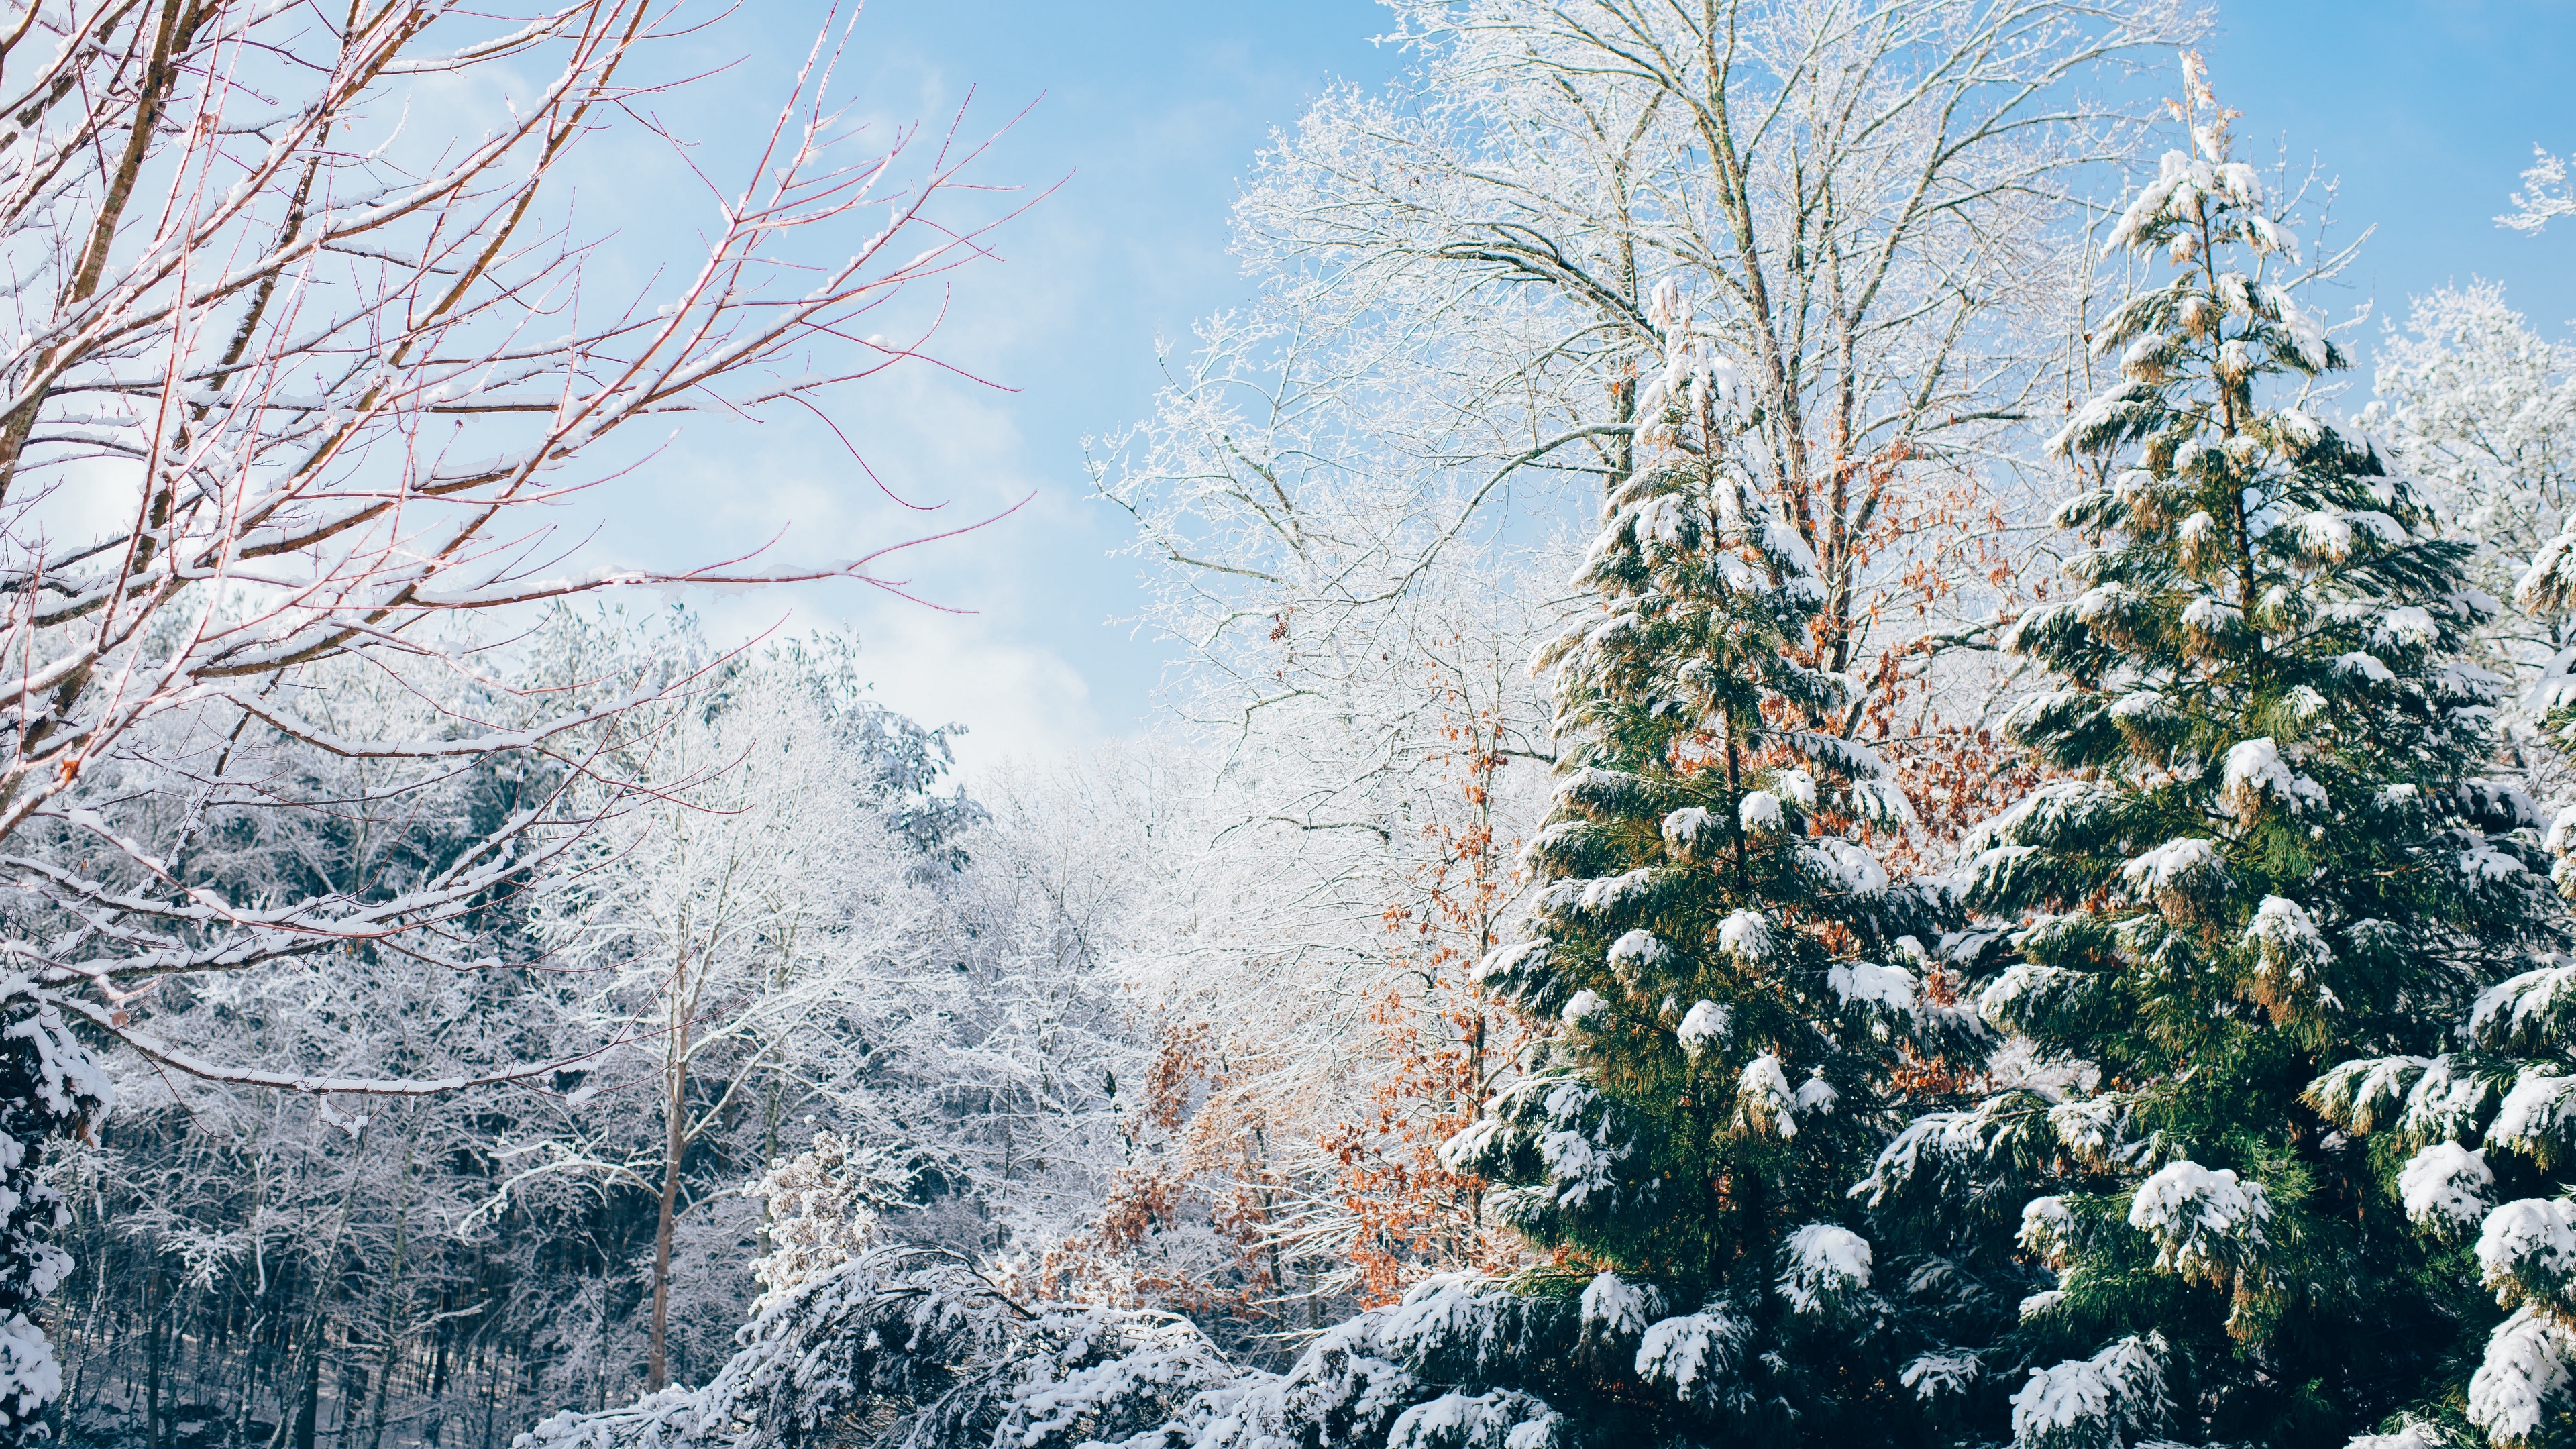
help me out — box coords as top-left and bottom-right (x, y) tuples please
(1678, 1000), (1729, 1055)
(1801, 838), (1890, 894)
(2218, 737), (2327, 820)
(1847, 777), (1917, 826)
(2476, 1197), (2576, 1301)
(2181, 594), (2243, 633)
(1660, 806), (1715, 855)
(0, 1313), (61, 1432)
(2243, 895), (2337, 1006)
(1735, 1053), (1800, 1139)
(1776, 1224), (1872, 1316)
(2376, 605), (2440, 647)
(2462, 840), (2530, 882)
(2126, 1160), (2272, 1281)
(1977, 963), (2086, 1034)
(2487, 1070), (2576, 1163)
(1718, 910), (1774, 960)
(1738, 790), (1784, 831)
(1471, 938), (1550, 986)
(2295, 509), (2358, 560)
(1577, 868), (1658, 912)
(2396, 1142), (2495, 1231)
(1536, 1102), (1627, 1208)
(1386, 1390), (1564, 1449)
(1900, 1349), (1981, 1401)
(1956, 779), (2097, 856)
(2474, 966), (2576, 1051)
(2017, 1195), (2076, 1265)
(2109, 688), (2174, 721)
(2308, 1054), (2432, 1134)
(2469, 1305), (2576, 1445)
(2119, 837), (2228, 901)
(2402, 1055), (2501, 1143)
(2047, 1098), (2133, 1167)
(1635, 1303), (1752, 1408)
(1561, 989), (1609, 1026)
(1607, 930), (1670, 977)
(2346, 1425), (2447, 1449)
(1579, 1273), (1664, 1340)
(1828, 961), (1919, 1012)
(2008, 1334), (2169, 1449)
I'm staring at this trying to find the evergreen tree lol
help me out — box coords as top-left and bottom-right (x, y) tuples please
(1436, 279), (1970, 1443)
(517, 284), (1976, 1449)
(1858, 60), (2565, 1449)
(2310, 670), (2576, 1448)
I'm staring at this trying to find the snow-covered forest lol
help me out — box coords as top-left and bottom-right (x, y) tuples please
(7, 3), (2576, 1449)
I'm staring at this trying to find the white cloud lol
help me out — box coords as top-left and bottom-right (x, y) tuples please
(678, 586), (1101, 783)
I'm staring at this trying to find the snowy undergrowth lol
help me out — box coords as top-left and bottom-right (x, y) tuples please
(519, 1257), (1882, 1449)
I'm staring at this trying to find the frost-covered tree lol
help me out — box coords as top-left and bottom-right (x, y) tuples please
(520, 299), (1993, 1449)
(2365, 283), (2576, 697)
(0, 0), (1008, 1434)
(1860, 63), (2566, 1449)
(2503, 146), (2576, 235)
(0, 987), (111, 1442)
(1090, 0), (2200, 1326)
(1137, 0), (2195, 704)
(1436, 286), (1970, 1438)
(518, 661), (949, 1391)
(43, 623), (1151, 1442)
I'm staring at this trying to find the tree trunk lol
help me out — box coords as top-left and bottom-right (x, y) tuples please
(144, 1270), (166, 1449)
(364, 1148), (417, 1449)
(646, 1042), (688, 1390)
(290, 1343), (321, 1449)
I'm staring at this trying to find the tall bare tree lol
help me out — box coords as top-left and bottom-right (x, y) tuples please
(1091, 0), (2196, 1311)
(0, 1), (1010, 1431)
(1118, 0), (2196, 719)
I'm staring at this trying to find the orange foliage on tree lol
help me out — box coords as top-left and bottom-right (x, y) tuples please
(1320, 676), (1529, 1305)
(1044, 1021), (1283, 1324)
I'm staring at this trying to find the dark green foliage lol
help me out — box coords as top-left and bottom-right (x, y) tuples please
(1437, 298), (1978, 1443)
(1869, 89), (2567, 1449)
(2305, 824), (2576, 1448)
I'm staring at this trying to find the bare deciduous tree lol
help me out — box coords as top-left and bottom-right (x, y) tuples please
(1087, 0), (2197, 1324)
(1114, 0), (2198, 732)
(0, 0), (1011, 1428)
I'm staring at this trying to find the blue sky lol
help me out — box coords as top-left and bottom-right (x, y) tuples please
(561, 1), (2576, 777)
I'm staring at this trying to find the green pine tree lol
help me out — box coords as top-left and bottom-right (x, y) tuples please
(1440, 279), (1972, 1444)
(1858, 60), (2565, 1449)
(2307, 619), (2576, 1449)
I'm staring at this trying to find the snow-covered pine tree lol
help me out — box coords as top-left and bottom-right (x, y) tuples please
(510, 286), (1974, 1449)
(1432, 278), (1969, 1441)
(1859, 58), (2564, 1449)
(2305, 773), (2576, 1449)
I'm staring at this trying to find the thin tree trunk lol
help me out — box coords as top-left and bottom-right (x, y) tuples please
(290, 1342), (321, 1449)
(646, 1005), (691, 1391)
(145, 1270), (166, 1449)
(364, 1144), (419, 1449)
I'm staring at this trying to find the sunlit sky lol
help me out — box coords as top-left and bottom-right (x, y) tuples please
(555, 0), (2576, 779)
